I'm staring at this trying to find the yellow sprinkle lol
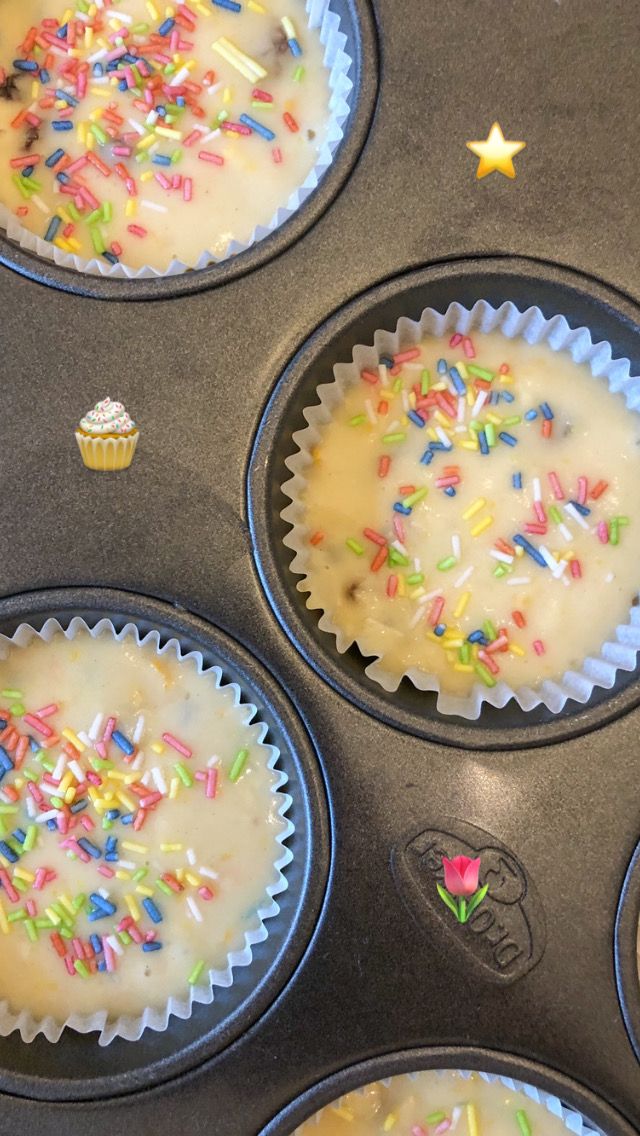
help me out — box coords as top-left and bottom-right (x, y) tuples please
(247, 0), (266, 11)
(211, 37), (267, 82)
(432, 380), (447, 391)
(115, 870), (132, 881)
(13, 868), (34, 883)
(410, 587), (426, 601)
(136, 133), (156, 152)
(175, 867), (185, 883)
(444, 638), (464, 649)
(510, 643), (526, 657)
(58, 771), (73, 794)
(107, 770), (128, 782)
(486, 412), (503, 426)
(471, 515), (494, 537)
(45, 906), (61, 926)
(454, 591), (471, 618)
(467, 1103), (479, 1136)
(383, 1114), (397, 1132)
(434, 410), (453, 429)
(140, 170), (154, 183)
(222, 86), (232, 104)
(515, 545), (524, 557)
(58, 894), (74, 915)
(122, 841), (148, 855)
(86, 131), (95, 151)
(0, 900), (8, 935)
(169, 777), (179, 800)
(136, 885), (154, 898)
(160, 843), (183, 852)
(155, 125), (182, 140)
(84, 25), (94, 48)
(146, 0), (159, 18)
(185, 872), (201, 887)
(454, 663), (475, 673)
(125, 894), (141, 922)
(397, 575), (406, 597)
(0, 855), (10, 870)
(64, 786), (76, 804)
(117, 790), (137, 812)
(125, 199), (137, 218)
(462, 497), (486, 520)
(281, 15), (296, 38)
(151, 742), (164, 755)
(89, 86), (111, 99)
(460, 439), (479, 450)
(456, 361), (468, 379)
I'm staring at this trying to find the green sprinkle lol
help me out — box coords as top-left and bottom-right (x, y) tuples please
(349, 413), (366, 426)
(468, 419), (482, 433)
(12, 173), (33, 199)
(293, 64), (305, 81)
(34, 917), (54, 929)
(406, 573), (424, 586)
(59, 926), (73, 940)
(12, 878), (28, 894)
(617, 515), (630, 525)
(485, 422), (496, 447)
(171, 148), (183, 164)
(388, 548), (409, 567)
(346, 538), (364, 556)
(90, 123), (108, 146)
(229, 748), (249, 783)
(90, 227), (106, 255)
(50, 796), (64, 809)
(420, 369), (431, 394)
(7, 910), (26, 923)
(23, 918), (38, 943)
(516, 1110), (532, 1136)
(426, 1113), (446, 1126)
(67, 202), (81, 222)
(73, 893), (87, 913)
(132, 867), (148, 883)
(23, 767), (41, 782)
(156, 879), (173, 897)
(437, 555), (457, 571)
(475, 662), (497, 688)
(39, 757), (54, 773)
(118, 930), (132, 946)
(610, 518), (619, 545)
(102, 817), (114, 830)
(493, 564), (508, 577)
(0, 806), (18, 816)
(459, 642), (471, 664)
(483, 619), (497, 641)
(1, 690), (22, 700)
(174, 762), (193, 788)
(467, 364), (494, 381)
(503, 415), (521, 426)
(102, 201), (112, 223)
(402, 487), (428, 508)
(188, 960), (205, 986)
(10, 703), (25, 716)
(382, 432), (406, 444)
(91, 757), (114, 772)
(74, 960), (90, 978)
(86, 207), (102, 225)
(549, 505), (562, 525)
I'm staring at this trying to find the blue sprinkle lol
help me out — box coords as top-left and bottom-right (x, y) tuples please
(13, 59), (39, 72)
(46, 819), (58, 831)
(97, 960), (107, 971)
(152, 154), (172, 166)
(21, 165), (35, 178)
(379, 355), (394, 368)
(501, 390), (515, 403)
(105, 808), (120, 821)
(158, 17), (175, 34)
(142, 941), (163, 951)
(513, 534), (547, 567)
(407, 410), (426, 428)
(56, 88), (78, 106)
(478, 429), (489, 455)
(0, 841), (18, 863)
(524, 409), (538, 421)
(117, 78), (128, 91)
(429, 441), (448, 452)
(176, 96), (185, 107)
(142, 898), (163, 924)
(12, 829), (26, 844)
(90, 934), (103, 955)
(512, 472), (523, 489)
(393, 503), (412, 515)
(105, 836), (117, 853)
(420, 448), (434, 465)
(56, 23), (68, 39)
(434, 623), (446, 637)
(0, 720), (6, 731)
(40, 68), (50, 84)
(52, 120), (73, 131)
(29, 738), (40, 752)
(0, 748), (14, 773)
(93, 62), (104, 77)
(45, 147), (65, 168)
(437, 358), (448, 374)
(569, 499), (591, 517)
(103, 251), (120, 265)
(444, 486), (456, 497)
(449, 367), (466, 395)
(540, 402), (554, 420)
(468, 630), (488, 645)
(56, 171), (71, 184)
(239, 113), (275, 141)
(288, 37), (302, 57)
(499, 431), (517, 447)
(44, 216), (62, 244)
(70, 799), (88, 814)
(77, 838), (101, 860)
(121, 813), (135, 825)
(111, 730), (134, 756)
(212, 0), (242, 8)
(156, 106), (167, 118)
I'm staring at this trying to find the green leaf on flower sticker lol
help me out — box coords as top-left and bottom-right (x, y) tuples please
(465, 883), (489, 918)
(436, 883), (460, 918)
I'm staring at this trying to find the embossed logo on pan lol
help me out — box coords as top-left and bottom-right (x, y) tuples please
(391, 819), (546, 984)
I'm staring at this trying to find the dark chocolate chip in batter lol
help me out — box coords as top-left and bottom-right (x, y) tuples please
(24, 124), (40, 150)
(0, 72), (20, 100)
(345, 581), (362, 602)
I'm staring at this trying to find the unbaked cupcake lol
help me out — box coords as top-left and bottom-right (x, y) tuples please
(282, 302), (640, 717)
(75, 397), (139, 471)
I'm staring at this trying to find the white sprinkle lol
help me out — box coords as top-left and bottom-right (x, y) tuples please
(489, 549), (514, 565)
(605, 571), (615, 583)
(538, 544), (559, 571)
(435, 426), (453, 449)
(471, 391), (487, 417)
(39, 782), (61, 797)
(199, 866), (219, 880)
(451, 533), (461, 560)
(450, 1107), (463, 1132)
(457, 397), (466, 423)
(141, 200), (168, 213)
(31, 195), (50, 215)
(131, 751), (145, 771)
(127, 117), (146, 136)
(202, 127), (222, 144)
(206, 82), (223, 97)
(35, 808), (59, 824)
(24, 797), (37, 818)
(564, 502), (589, 530)
(133, 716), (145, 744)
(558, 522), (573, 543)
(88, 713), (104, 742)
(87, 47), (108, 64)
(152, 767), (168, 794)
(106, 933), (123, 956)
(97, 887), (110, 899)
(378, 363), (388, 384)
(506, 576), (532, 586)
(532, 476), (542, 502)
(553, 558), (569, 578)
(77, 731), (92, 748)
(117, 860), (136, 871)
(186, 896), (203, 923)
(388, 419), (400, 432)
(207, 755), (221, 768)
(186, 848), (197, 866)
(413, 557), (421, 572)
(364, 398), (377, 425)
(410, 606), (426, 629)
(51, 754), (67, 782)
(106, 8), (132, 21)
(68, 759), (85, 783)
(401, 390), (410, 413)
(453, 565), (475, 588)
(145, 109), (159, 128)
(140, 770), (151, 785)
(391, 539), (407, 556)
(170, 65), (191, 87)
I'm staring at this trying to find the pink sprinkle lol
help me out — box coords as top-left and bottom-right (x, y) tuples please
(0, 869), (18, 903)
(462, 335), (476, 358)
(499, 363), (510, 374)
(387, 574), (398, 598)
(429, 595), (445, 627)
(252, 87), (273, 102)
(198, 150), (224, 165)
(23, 714), (53, 738)
(103, 939), (116, 973)
(86, 770), (102, 785)
(206, 768), (218, 800)
(112, 145), (132, 157)
(103, 717), (116, 743)
(57, 813), (69, 835)
(145, 931), (157, 942)
(183, 177), (193, 202)
(195, 771), (206, 782)
(449, 333), (462, 348)
(27, 781), (45, 806)
(577, 476), (588, 505)
(478, 649), (499, 675)
(35, 703), (58, 718)
(435, 1122), (451, 1135)
(155, 172), (171, 190)
(128, 924), (144, 944)
(198, 886), (214, 900)
(111, 241), (123, 257)
(548, 471), (565, 500)
(183, 129), (201, 148)
(272, 146), (282, 164)
(597, 521), (609, 544)
(435, 475), (460, 488)
(162, 732), (192, 758)
(412, 1127), (428, 1136)
(97, 864), (115, 878)
(80, 815), (95, 831)
(533, 501), (547, 524)
(221, 121), (251, 136)
(393, 517), (406, 542)
(72, 937), (84, 959)
(171, 175), (181, 190)
(26, 899), (37, 917)
(141, 791), (163, 809)
(486, 634), (509, 654)
(65, 155), (89, 175)
(127, 224), (148, 238)
(533, 640), (545, 655)
(524, 522), (547, 535)
(393, 347), (421, 365)
(64, 956), (76, 977)
(34, 868), (47, 891)
(570, 559), (582, 579)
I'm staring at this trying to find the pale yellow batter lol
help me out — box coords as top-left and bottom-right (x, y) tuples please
(0, 0), (331, 271)
(0, 627), (288, 1024)
(295, 332), (640, 695)
(294, 1070), (576, 1136)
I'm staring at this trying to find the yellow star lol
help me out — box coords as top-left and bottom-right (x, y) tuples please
(466, 122), (526, 180)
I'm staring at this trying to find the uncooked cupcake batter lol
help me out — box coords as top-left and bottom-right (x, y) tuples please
(295, 331), (640, 695)
(0, 0), (331, 270)
(0, 628), (287, 1024)
(293, 1070), (580, 1135)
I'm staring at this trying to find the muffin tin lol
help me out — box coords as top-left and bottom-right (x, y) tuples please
(1, 0), (640, 1133)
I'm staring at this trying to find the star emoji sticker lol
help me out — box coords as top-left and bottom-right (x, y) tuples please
(466, 122), (526, 180)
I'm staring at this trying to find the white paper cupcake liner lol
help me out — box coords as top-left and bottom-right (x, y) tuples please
(0, 0), (353, 280)
(297, 1070), (601, 1135)
(282, 300), (640, 719)
(0, 616), (294, 1045)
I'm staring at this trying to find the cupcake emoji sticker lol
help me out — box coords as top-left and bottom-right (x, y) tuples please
(75, 397), (139, 472)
